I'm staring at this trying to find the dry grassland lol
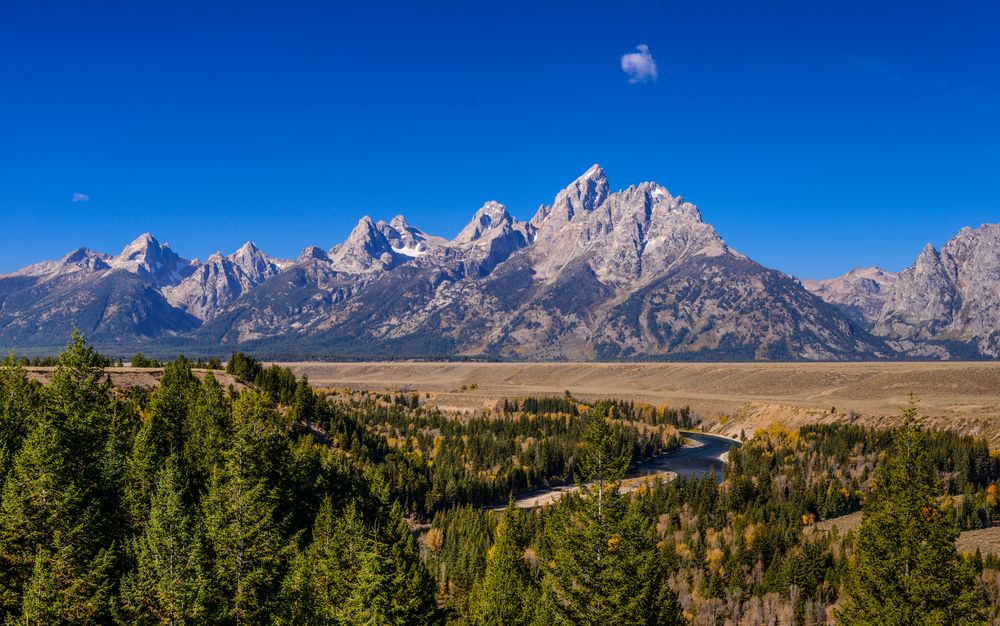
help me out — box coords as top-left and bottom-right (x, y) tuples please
(280, 361), (1000, 446)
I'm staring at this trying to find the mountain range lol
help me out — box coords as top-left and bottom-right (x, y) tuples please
(2, 165), (997, 360)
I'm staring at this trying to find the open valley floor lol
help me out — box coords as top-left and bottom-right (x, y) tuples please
(281, 360), (1000, 446)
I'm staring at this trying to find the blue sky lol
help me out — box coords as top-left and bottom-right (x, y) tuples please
(0, 1), (996, 278)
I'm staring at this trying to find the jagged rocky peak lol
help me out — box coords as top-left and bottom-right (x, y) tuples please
(527, 168), (728, 284)
(873, 242), (958, 340)
(328, 216), (397, 273)
(52, 247), (112, 274)
(530, 164), (610, 238)
(448, 201), (530, 276)
(109, 232), (196, 287)
(915, 242), (943, 268)
(165, 240), (282, 320)
(229, 241), (277, 277)
(378, 214), (447, 257)
(871, 223), (1000, 356)
(116, 232), (162, 262)
(945, 223), (1000, 263)
(298, 245), (331, 263)
(803, 266), (898, 327)
(454, 201), (516, 245)
(8, 246), (112, 278)
(61, 247), (110, 267)
(339, 216), (389, 252)
(638, 181), (702, 221)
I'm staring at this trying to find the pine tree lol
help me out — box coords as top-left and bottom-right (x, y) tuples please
(125, 358), (200, 527)
(0, 334), (120, 621)
(202, 390), (288, 625)
(0, 355), (39, 490)
(836, 400), (988, 625)
(276, 498), (350, 625)
(292, 375), (317, 426)
(0, 419), (115, 622)
(469, 501), (534, 626)
(120, 455), (209, 624)
(341, 532), (396, 625)
(183, 371), (232, 495)
(379, 501), (440, 625)
(279, 496), (438, 626)
(536, 415), (683, 625)
(19, 536), (116, 624)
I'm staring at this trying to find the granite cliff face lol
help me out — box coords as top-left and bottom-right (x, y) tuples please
(0, 235), (199, 346)
(804, 224), (1000, 357)
(165, 242), (283, 320)
(1, 166), (996, 359)
(874, 225), (1000, 356)
(802, 267), (897, 327)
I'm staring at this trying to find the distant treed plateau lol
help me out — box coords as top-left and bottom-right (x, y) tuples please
(0, 335), (996, 623)
(2, 165), (1000, 359)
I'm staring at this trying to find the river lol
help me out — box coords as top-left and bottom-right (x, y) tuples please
(632, 431), (740, 481)
(500, 431), (741, 509)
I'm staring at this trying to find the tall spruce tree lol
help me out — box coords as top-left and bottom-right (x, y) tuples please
(379, 501), (440, 625)
(0, 333), (122, 622)
(468, 501), (534, 626)
(19, 537), (116, 624)
(184, 371), (232, 496)
(0, 355), (39, 491)
(125, 357), (200, 528)
(837, 401), (988, 625)
(202, 389), (294, 624)
(276, 497), (353, 625)
(279, 496), (440, 626)
(536, 414), (683, 625)
(120, 455), (209, 624)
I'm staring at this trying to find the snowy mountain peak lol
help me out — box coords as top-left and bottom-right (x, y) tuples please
(378, 215), (448, 258)
(626, 182), (702, 222)
(478, 200), (510, 220)
(328, 216), (397, 273)
(5, 165), (1000, 361)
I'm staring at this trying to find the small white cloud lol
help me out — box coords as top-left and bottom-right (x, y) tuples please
(620, 44), (658, 83)
(72, 193), (89, 202)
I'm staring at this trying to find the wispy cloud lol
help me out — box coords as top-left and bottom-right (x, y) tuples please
(621, 44), (658, 84)
(72, 193), (89, 202)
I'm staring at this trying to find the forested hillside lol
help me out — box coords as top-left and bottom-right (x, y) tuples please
(0, 334), (438, 624)
(0, 335), (997, 623)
